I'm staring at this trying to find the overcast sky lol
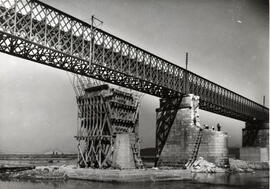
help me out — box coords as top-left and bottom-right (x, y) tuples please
(0, 0), (268, 153)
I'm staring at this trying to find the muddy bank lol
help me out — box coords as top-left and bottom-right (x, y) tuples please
(0, 154), (77, 167)
(0, 165), (68, 181)
(0, 165), (192, 182)
(0, 166), (35, 173)
(0, 158), (268, 182)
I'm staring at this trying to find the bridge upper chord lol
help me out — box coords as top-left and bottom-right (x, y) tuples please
(0, 0), (268, 122)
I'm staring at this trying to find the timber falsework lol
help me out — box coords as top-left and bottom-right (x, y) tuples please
(75, 84), (143, 169)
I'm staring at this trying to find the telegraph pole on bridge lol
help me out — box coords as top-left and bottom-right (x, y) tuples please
(185, 52), (189, 94)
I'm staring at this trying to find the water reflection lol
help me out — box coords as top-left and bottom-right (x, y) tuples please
(0, 171), (268, 189)
(192, 171), (269, 187)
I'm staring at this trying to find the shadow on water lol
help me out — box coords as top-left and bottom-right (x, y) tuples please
(0, 171), (268, 189)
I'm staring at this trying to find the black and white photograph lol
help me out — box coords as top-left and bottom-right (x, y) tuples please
(0, 0), (269, 188)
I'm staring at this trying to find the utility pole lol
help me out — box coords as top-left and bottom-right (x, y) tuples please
(89, 15), (94, 66)
(89, 15), (103, 68)
(185, 52), (189, 94)
(185, 52), (188, 70)
(263, 95), (265, 106)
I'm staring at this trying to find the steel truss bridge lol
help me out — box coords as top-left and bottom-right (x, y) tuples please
(0, 0), (268, 124)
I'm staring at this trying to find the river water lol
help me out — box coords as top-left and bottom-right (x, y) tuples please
(0, 171), (268, 189)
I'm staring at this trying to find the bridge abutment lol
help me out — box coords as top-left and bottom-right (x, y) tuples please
(156, 94), (229, 167)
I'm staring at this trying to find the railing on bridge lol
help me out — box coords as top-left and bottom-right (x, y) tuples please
(0, 0), (268, 123)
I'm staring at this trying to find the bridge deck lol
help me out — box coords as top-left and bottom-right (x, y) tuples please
(0, 0), (268, 123)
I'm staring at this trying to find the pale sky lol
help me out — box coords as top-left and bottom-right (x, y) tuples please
(0, 0), (268, 153)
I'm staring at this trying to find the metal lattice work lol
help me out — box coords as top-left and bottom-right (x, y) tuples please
(242, 128), (259, 147)
(155, 97), (183, 166)
(242, 122), (263, 147)
(0, 0), (268, 123)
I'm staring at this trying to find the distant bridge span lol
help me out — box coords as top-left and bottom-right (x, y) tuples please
(0, 0), (268, 123)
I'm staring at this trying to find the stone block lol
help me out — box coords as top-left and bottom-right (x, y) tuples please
(240, 147), (269, 162)
(112, 134), (135, 169)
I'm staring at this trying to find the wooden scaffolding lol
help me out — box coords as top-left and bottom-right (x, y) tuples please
(74, 83), (143, 169)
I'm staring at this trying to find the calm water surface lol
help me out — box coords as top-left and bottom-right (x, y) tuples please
(0, 171), (268, 189)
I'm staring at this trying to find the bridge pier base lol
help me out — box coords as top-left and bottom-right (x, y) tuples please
(241, 122), (269, 161)
(156, 94), (229, 168)
(112, 133), (136, 169)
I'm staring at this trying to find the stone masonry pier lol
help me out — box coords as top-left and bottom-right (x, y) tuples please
(241, 122), (269, 162)
(157, 94), (229, 167)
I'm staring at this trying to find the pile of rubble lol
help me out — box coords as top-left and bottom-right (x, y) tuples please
(187, 157), (267, 173)
(187, 157), (226, 173)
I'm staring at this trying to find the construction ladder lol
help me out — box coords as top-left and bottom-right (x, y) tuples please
(185, 128), (203, 168)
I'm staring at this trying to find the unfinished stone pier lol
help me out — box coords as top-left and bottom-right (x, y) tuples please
(75, 84), (143, 169)
(156, 94), (229, 168)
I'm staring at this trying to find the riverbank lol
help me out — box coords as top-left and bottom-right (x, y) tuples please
(0, 160), (268, 183)
(0, 154), (268, 183)
(67, 167), (192, 182)
(0, 154), (77, 167)
(0, 165), (192, 182)
(1, 170), (268, 189)
(229, 158), (269, 172)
